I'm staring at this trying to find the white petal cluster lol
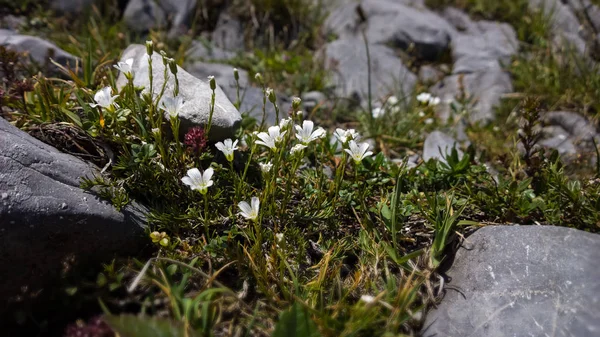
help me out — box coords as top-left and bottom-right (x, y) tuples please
(238, 197), (260, 221)
(181, 167), (214, 195)
(215, 139), (239, 162)
(416, 92), (441, 106)
(160, 96), (184, 118)
(344, 140), (373, 164)
(90, 86), (119, 109)
(295, 120), (326, 144)
(259, 162), (273, 173)
(334, 128), (360, 144)
(256, 126), (287, 150)
(114, 58), (134, 78)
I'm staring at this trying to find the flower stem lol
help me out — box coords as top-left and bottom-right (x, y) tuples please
(203, 193), (210, 239)
(206, 88), (216, 139)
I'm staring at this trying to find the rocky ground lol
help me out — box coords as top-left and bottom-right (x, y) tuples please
(1, 0), (600, 336)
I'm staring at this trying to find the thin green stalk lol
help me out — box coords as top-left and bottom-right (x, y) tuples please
(203, 193), (210, 239)
(206, 88), (216, 138)
(361, 29), (374, 132)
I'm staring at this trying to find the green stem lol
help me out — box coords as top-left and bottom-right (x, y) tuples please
(203, 193), (210, 239)
(206, 89), (216, 139)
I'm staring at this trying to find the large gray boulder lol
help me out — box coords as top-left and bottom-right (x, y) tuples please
(185, 62), (286, 125)
(116, 44), (242, 141)
(529, 0), (587, 54)
(123, 0), (196, 36)
(211, 12), (244, 51)
(0, 118), (147, 303)
(325, 0), (455, 61)
(186, 40), (237, 62)
(423, 225), (600, 337)
(431, 71), (513, 123)
(323, 37), (417, 106)
(451, 21), (518, 74)
(539, 111), (599, 161)
(0, 30), (78, 69)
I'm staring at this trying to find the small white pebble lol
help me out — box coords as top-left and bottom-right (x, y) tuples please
(1, 193), (8, 200)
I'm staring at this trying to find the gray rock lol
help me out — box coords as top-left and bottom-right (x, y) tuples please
(185, 61), (289, 125)
(0, 30), (78, 69)
(0, 15), (26, 31)
(423, 225), (600, 337)
(50, 0), (95, 14)
(325, 0), (455, 61)
(431, 71), (513, 124)
(569, 0), (600, 32)
(423, 130), (463, 164)
(0, 118), (147, 303)
(537, 111), (599, 160)
(301, 91), (328, 112)
(540, 126), (578, 155)
(186, 62), (249, 90)
(211, 12), (244, 51)
(323, 37), (417, 106)
(529, 0), (587, 54)
(543, 111), (597, 142)
(186, 40), (237, 61)
(237, 86), (291, 126)
(419, 65), (444, 83)
(116, 44), (241, 141)
(452, 21), (518, 74)
(441, 7), (477, 34)
(123, 0), (196, 36)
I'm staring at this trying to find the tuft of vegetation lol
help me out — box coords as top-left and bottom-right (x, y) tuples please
(2, 1), (600, 336)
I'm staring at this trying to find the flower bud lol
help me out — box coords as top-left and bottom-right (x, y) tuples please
(208, 75), (216, 90)
(159, 237), (169, 247)
(292, 96), (301, 110)
(145, 40), (153, 55)
(266, 88), (276, 104)
(160, 51), (168, 65)
(168, 59), (178, 75)
(233, 68), (239, 81)
(254, 72), (263, 85)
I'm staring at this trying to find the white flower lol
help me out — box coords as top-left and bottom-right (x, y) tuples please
(181, 167), (214, 195)
(279, 117), (292, 129)
(416, 92), (432, 104)
(344, 140), (373, 164)
(425, 118), (434, 125)
(256, 125), (287, 150)
(295, 120), (326, 144)
(238, 197), (260, 221)
(387, 95), (399, 105)
(161, 96), (184, 118)
(372, 107), (384, 118)
(429, 96), (441, 106)
(275, 233), (284, 244)
(90, 86), (119, 109)
(114, 58), (134, 77)
(259, 161), (273, 173)
(334, 128), (360, 144)
(215, 138), (239, 162)
(290, 144), (307, 155)
(360, 295), (375, 304)
(418, 111), (426, 117)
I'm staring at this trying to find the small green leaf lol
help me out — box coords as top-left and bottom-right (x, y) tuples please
(272, 303), (321, 337)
